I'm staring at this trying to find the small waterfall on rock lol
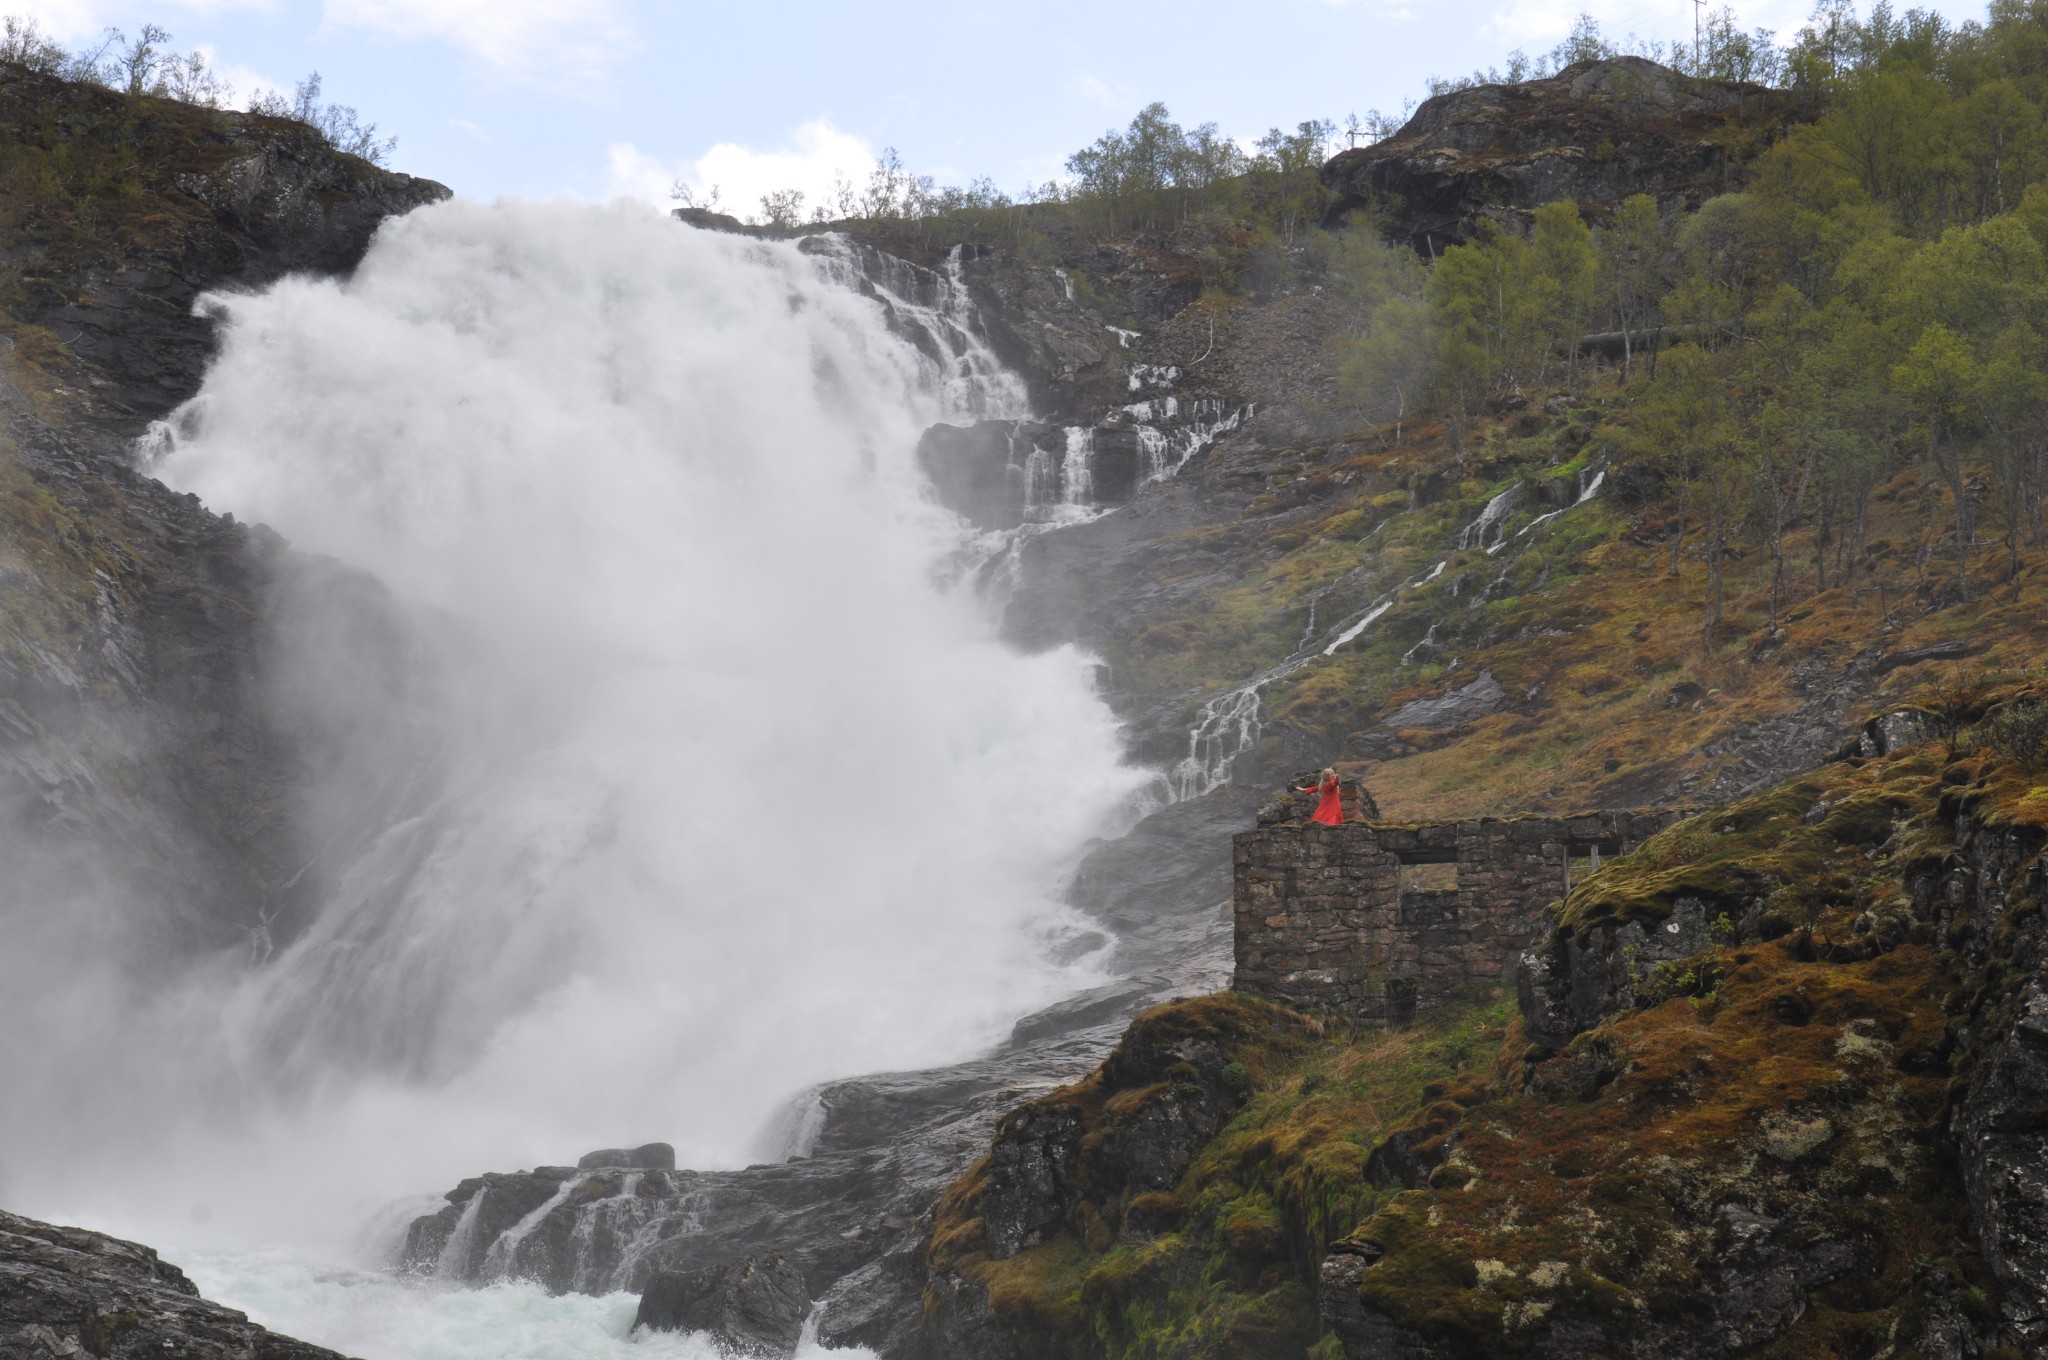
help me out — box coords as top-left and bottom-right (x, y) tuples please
(1460, 483), (1524, 553)
(1059, 426), (1096, 503)
(7, 199), (1147, 1281)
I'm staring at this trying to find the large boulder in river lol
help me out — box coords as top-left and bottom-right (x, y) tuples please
(577, 1141), (675, 1170)
(1322, 56), (1809, 250)
(635, 1252), (808, 1357)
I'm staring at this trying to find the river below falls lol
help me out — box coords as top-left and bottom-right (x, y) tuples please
(179, 1245), (876, 1360)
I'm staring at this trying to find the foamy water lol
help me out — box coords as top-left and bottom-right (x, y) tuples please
(180, 1245), (873, 1360)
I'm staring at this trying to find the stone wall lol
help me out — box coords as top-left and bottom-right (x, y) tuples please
(1232, 809), (1686, 1020)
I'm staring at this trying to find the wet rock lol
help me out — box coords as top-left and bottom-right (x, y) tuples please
(577, 1142), (675, 1171)
(1382, 670), (1507, 731)
(0, 1209), (345, 1360)
(981, 1103), (1085, 1260)
(916, 421), (1052, 531)
(1874, 638), (1979, 674)
(635, 1252), (807, 1358)
(1318, 1251), (1447, 1359)
(1363, 1124), (1453, 1188)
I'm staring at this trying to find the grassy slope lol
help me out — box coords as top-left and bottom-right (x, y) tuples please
(1100, 367), (2048, 820)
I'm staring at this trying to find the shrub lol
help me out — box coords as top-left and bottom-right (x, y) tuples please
(1981, 699), (2048, 770)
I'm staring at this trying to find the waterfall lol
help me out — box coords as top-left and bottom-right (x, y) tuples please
(803, 237), (1030, 422)
(1060, 426), (1095, 503)
(1459, 484), (1523, 553)
(5, 198), (1147, 1249)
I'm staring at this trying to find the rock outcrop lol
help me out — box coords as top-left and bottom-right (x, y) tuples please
(577, 1142), (675, 1171)
(634, 1252), (808, 1358)
(1321, 56), (1808, 249)
(1, 62), (449, 437)
(0, 1209), (346, 1360)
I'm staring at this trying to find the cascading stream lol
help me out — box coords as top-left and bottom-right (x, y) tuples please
(5, 199), (1147, 1272)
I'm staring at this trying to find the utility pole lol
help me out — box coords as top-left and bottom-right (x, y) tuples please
(1694, 0), (1705, 69)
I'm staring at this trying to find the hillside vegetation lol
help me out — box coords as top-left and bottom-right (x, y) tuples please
(1010, 0), (2048, 820)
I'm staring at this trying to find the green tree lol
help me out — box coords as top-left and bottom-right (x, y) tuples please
(1893, 322), (1983, 597)
(1530, 200), (1600, 380)
(1599, 194), (1668, 374)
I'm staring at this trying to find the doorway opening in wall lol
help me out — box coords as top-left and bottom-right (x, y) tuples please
(1383, 976), (1419, 1025)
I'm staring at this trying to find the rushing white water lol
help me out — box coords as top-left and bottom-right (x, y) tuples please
(5, 198), (1146, 1290)
(180, 1246), (869, 1360)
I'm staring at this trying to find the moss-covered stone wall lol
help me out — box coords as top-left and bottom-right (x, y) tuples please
(1233, 810), (1685, 1019)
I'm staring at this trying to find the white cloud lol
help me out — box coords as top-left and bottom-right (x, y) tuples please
(322, 0), (630, 83)
(9, 0), (273, 41)
(609, 119), (880, 223)
(8, 0), (124, 40)
(1479, 0), (1586, 47)
(195, 44), (282, 108)
(1293, 0), (1416, 14)
(1071, 71), (1132, 110)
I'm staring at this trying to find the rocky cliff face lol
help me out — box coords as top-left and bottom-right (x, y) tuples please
(1320, 692), (2048, 1359)
(1321, 56), (1808, 249)
(1, 62), (449, 436)
(0, 65), (450, 971)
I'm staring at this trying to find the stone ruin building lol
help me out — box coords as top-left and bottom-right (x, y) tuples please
(1232, 772), (1686, 1021)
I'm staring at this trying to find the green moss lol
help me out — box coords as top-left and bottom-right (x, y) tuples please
(930, 993), (1514, 1360)
(1557, 756), (1944, 938)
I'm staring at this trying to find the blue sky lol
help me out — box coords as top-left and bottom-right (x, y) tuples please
(15, 0), (1997, 211)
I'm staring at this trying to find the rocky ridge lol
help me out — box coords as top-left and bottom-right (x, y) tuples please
(0, 1209), (347, 1360)
(1321, 56), (1808, 249)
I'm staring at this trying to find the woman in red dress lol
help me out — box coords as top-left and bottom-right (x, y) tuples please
(1296, 767), (1344, 826)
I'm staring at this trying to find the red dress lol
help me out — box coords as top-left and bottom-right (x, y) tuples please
(1307, 777), (1343, 826)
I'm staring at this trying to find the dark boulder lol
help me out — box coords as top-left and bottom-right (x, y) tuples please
(634, 1252), (808, 1358)
(1321, 57), (1809, 251)
(577, 1142), (676, 1171)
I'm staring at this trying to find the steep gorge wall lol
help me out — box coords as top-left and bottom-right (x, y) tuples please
(0, 65), (450, 964)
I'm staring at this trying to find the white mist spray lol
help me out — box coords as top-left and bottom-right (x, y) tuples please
(11, 199), (1143, 1253)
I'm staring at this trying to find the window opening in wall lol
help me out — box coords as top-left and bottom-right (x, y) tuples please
(1398, 861), (1459, 894)
(1564, 841), (1615, 891)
